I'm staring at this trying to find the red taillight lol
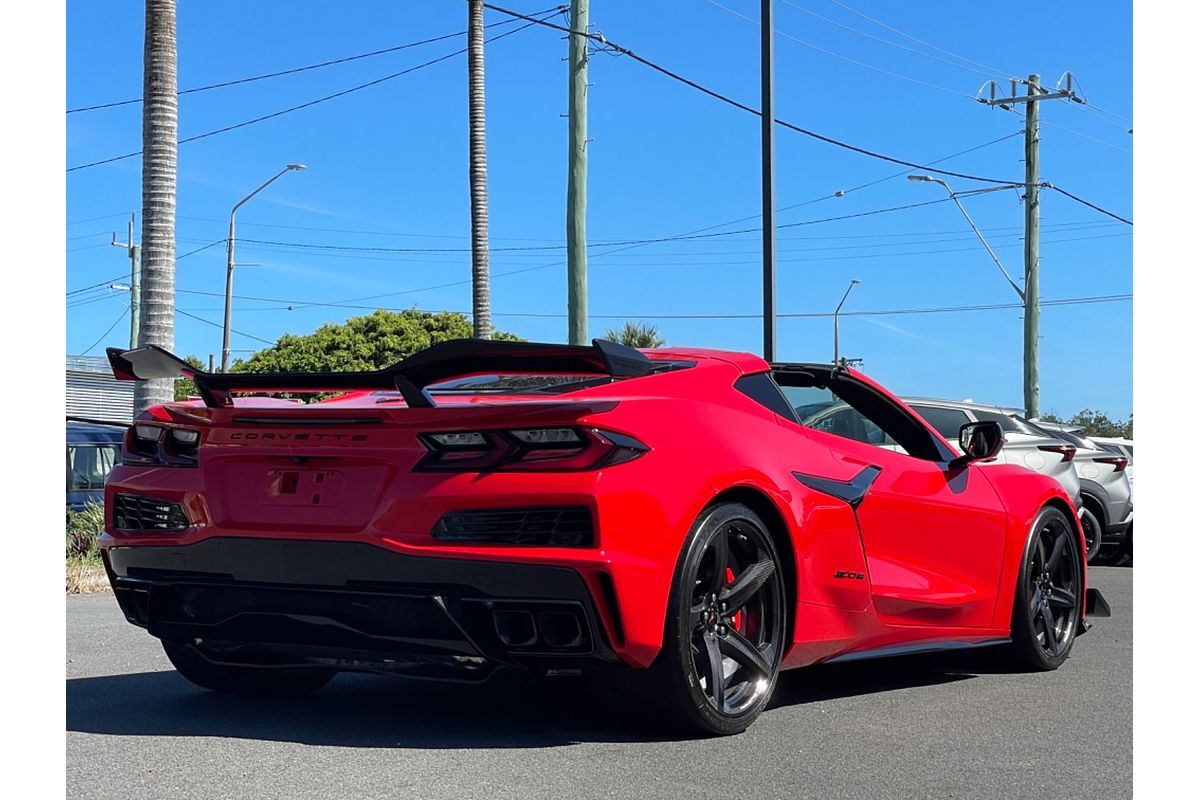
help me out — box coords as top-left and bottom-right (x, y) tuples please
(1038, 443), (1076, 463)
(417, 427), (648, 472)
(1094, 455), (1128, 472)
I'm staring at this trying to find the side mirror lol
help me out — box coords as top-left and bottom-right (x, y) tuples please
(949, 421), (1005, 469)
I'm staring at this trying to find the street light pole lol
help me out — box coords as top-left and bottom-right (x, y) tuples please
(222, 164), (306, 372)
(907, 175), (1024, 301)
(833, 279), (860, 367)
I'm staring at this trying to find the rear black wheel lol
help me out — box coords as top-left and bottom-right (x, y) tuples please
(1078, 507), (1103, 564)
(640, 502), (786, 736)
(1008, 506), (1083, 670)
(162, 640), (335, 696)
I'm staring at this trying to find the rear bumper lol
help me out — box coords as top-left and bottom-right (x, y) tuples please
(104, 537), (621, 679)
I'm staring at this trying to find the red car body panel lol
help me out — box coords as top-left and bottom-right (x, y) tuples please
(101, 344), (1088, 673)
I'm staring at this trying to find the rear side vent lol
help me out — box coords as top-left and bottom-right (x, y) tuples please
(113, 494), (190, 531)
(432, 506), (594, 547)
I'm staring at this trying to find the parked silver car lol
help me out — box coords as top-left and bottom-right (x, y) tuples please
(1030, 426), (1133, 565)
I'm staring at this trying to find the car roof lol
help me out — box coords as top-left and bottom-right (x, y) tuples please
(899, 396), (1020, 414)
(67, 421), (125, 444)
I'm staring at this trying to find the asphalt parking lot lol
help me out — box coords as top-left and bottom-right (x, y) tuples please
(66, 566), (1131, 800)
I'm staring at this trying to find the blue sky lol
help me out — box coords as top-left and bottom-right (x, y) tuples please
(65, 0), (1132, 418)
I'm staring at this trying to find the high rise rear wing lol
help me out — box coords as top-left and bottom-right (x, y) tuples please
(107, 338), (654, 409)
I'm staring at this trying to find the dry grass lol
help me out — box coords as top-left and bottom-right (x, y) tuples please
(66, 560), (110, 594)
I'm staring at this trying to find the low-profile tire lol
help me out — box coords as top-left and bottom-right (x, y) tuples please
(162, 640), (335, 696)
(1007, 506), (1084, 671)
(1078, 507), (1104, 564)
(636, 502), (787, 736)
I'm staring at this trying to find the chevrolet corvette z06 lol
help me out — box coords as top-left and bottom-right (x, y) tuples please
(100, 339), (1109, 735)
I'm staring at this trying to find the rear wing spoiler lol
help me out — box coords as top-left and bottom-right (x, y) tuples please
(106, 338), (654, 409)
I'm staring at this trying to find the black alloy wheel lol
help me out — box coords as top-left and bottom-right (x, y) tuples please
(1009, 506), (1083, 670)
(646, 503), (786, 735)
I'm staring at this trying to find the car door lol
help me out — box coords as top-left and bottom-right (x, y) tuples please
(775, 366), (1009, 630)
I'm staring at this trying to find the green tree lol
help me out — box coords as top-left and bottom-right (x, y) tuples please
(173, 355), (207, 401)
(602, 321), (666, 349)
(232, 309), (520, 374)
(1067, 408), (1133, 439)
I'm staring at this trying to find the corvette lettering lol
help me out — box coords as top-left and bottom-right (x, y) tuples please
(228, 432), (369, 441)
(833, 570), (866, 580)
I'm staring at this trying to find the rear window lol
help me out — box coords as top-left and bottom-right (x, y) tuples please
(909, 405), (971, 439)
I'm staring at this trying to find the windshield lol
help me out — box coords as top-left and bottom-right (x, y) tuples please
(972, 409), (1048, 436)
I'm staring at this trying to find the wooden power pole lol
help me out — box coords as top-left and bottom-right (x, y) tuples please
(1022, 74), (1041, 419)
(981, 72), (1082, 418)
(566, 0), (589, 345)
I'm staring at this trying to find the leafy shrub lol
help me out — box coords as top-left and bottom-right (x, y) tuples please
(66, 501), (105, 560)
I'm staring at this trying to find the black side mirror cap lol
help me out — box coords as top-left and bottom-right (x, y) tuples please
(949, 420), (1006, 469)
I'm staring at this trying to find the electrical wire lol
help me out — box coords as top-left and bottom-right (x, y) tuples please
(1044, 185), (1132, 225)
(176, 308), (276, 345)
(824, 0), (1016, 79)
(1040, 120), (1132, 155)
(484, 3), (1019, 185)
(171, 289), (1130, 320)
(79, 308), (129, 355)
(67, 275), (129, 297)
(705, 0), (976, 99)
(66, 12), (556, 173)
(776, 0), (1007, 80)
(64, 11), (558, 114)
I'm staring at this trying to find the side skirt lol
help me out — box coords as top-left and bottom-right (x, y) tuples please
(822, 637), (1010, 665)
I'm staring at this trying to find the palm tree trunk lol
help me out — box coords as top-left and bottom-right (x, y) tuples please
(467, 0), (491, 339)
(136, 0), (178, 410)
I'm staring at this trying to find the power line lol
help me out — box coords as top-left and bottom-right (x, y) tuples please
(65, 12), (557, 173)
(177, 308), (276, 345)
(64, 12), (554, 114)
(224, 197), (966, 261)
(66, 212), (131, 226)
(483, 3), (1019, 186)
(178, 238), (228, 260)
(777, 0), (1007, 80)
(824, 0), (1016, 79)
(1044, 185), (1132, 225)
(67, 274), (128, 297)
(705, 0), (975, 99)
(1041, 120), (1132, 155)
(215, 225), (1125, 263)
(172, 289), (1130, 320)
(79, 308), (129, 355)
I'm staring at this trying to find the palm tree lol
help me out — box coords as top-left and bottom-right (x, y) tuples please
(467, 0), (491, 339)
(136, 0), (178, 410)
(603, 321), (666, 348)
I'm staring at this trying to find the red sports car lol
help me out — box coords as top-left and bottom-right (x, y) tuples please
(100, 339), (1109, 735)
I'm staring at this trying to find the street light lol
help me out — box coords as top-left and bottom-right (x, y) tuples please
(222, 164), (306, 372)
(833, 278), (860, 367)
(906, 174), (1024, 301)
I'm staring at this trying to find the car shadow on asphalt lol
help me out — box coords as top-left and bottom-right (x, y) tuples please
(66, 650), (989, 747)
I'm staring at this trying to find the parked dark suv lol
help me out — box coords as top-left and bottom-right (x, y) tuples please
(67, 419), (124, 512)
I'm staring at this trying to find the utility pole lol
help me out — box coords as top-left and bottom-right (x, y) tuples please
(760, 0), (776, 362)
(1022, 75), (1041, 419)
(566, 0), (589, 345)
(110, 212), (141, 349)
(979, 72), (1080, 418)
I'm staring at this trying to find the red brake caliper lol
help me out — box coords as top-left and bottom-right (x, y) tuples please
(725, 567), (744, 631)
